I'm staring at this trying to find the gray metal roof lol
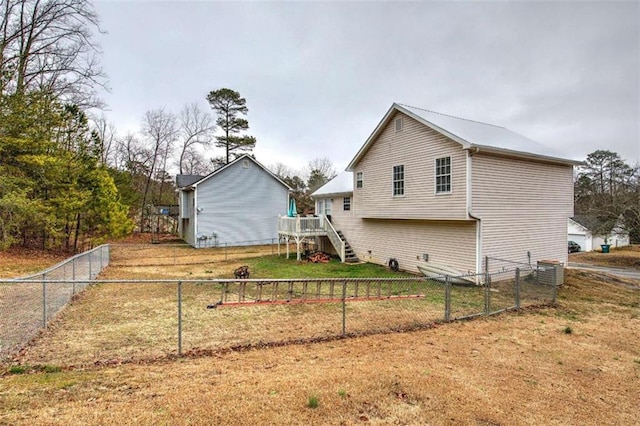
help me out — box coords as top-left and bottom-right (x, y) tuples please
(176, 174), (205, 188)
(311, 171), (353, 197)
(347, 103), (581, 170)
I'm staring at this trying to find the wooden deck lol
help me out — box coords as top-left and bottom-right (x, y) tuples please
(277, 215), (345, 262)
(278, 216), (327, 237)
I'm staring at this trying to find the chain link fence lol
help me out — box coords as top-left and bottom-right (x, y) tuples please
(1, 259), (559, 366)
(0, 245), (110, 361)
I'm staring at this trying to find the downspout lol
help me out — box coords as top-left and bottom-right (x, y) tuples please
(192, 186), (198, 248)
(466, 147), (483, 276)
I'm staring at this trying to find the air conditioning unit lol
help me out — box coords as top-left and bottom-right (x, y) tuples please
(537, 260), (564, 287)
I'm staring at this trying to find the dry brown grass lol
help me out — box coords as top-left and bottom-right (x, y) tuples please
(0, 249), (67, 279)
(1, 243), (639, 425)
(570, 244), (640, 269)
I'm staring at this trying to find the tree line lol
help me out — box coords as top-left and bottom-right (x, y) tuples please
(574, 150), (640, 243)
(1, 1), (637, 253)
(0, 1), (334, 251)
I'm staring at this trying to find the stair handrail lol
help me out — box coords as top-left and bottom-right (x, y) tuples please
(322, 216), (345, 262)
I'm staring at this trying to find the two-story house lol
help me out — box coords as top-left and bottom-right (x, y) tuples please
(177, 154), (291, 248)
(312, 103), (579, 275)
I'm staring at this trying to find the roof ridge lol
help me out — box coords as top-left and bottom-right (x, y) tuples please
(397, 103), (505, 129)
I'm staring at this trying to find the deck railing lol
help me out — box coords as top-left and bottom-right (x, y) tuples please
(323, 218), (346, 262)
(278, 216), (325, 235)
(278, 215), (346, 262)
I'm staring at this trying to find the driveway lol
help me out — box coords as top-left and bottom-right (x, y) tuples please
(567, 263), (640, 282)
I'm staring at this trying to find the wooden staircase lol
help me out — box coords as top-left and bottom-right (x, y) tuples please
(337, 230), (359, 263)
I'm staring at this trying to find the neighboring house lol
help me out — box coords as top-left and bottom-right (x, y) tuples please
(309, 103), (580, 275)
(177, 154), (290, 248)
(568, 217), (630, 252)
(568, 218), (592, 252)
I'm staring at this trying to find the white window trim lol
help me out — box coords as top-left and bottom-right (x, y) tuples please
(434, 156), (452, 195)
(343, 196), (351, 211)
(392, 165), (405, 197)
(356, 171), (363, 189)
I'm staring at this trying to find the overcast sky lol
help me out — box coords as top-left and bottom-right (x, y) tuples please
(93, 0), (640, 173)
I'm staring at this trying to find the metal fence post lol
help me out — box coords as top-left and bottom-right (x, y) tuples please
(225, 243), (228, 261)
(89, 250), (92, 280)
(552, 267), (558, 304)
(178, 281), (183, 356)
(72, 257), (76, 295)
(342, 280), (346, 336)
(42, 273), (47, 328)
(484, 271), (491, 315)
(515, 268), (521, 310)
(444, 275), (451, 322)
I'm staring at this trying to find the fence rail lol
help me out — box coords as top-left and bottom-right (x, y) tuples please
(1, 260), (558, 366)
(0, 245), (110, 361)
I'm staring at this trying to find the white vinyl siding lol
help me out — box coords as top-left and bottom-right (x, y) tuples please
(435, 156), (451, 194)
(338, 218), (476, 273)
(471, 153), (574, 269)
(392, 165), (404, 197)
(352, 112), (467, 220)
(180, 191), (190, 218)
(192, 158), (289, 247)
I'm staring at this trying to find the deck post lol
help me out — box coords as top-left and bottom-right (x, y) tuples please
(286, 236), (290, 258)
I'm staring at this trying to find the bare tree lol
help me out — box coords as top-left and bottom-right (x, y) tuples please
(0, 0), (107, 105)
(179, 146), (212, 176)
(305, 157), (337, 193)
(139, 108), (177, 230)
(269, 162), (297, 179)
(91, 113), (117, 166)
(115, 132), (151, 175)
(177, 103), (215, 174)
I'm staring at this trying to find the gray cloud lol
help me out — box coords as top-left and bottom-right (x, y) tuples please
(94, 1), (640, 171)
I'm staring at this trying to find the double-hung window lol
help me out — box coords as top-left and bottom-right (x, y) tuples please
(356, 172), (363, 189)
(393, 165), (404, 196)
(435, 157), (451, 194)
(317, 199), (332, 216)
(343, 197), (351, 211)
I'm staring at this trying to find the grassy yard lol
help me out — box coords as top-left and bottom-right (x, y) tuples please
(0, 243), (638, 425)
(570, 244), (640, 269)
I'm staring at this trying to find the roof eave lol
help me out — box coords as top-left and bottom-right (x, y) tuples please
(470, 145), (582, 166)
(346, 103), (472, 171)
(191, 154), (293, 191)
(311, 191), (353, 199)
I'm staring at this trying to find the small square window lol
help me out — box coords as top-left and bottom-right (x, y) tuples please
(356, 172), (363, 189)
(393, 165), (404, 196)
(343, 197), (351, 211)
